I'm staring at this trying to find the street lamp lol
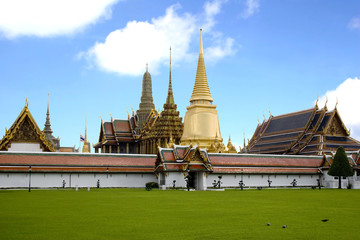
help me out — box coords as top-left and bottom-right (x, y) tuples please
(28, 166), (32, 192)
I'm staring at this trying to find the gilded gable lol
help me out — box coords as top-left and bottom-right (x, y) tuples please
(12, 117), (39, 142)
(325, 113), (348, 136)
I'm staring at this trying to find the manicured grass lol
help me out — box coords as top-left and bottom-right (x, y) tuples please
(0, 188), (359, 240)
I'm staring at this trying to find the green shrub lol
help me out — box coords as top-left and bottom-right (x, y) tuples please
(145, 182), (159, 190)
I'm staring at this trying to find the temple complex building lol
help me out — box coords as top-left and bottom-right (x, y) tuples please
(246, 102), (360, 155)
(0, 100), (77, 152)
(93, 65), (158, 154)
(181, 29), (225, 152)
(93, 114), (139, 154)
(140, 48), (183, 154)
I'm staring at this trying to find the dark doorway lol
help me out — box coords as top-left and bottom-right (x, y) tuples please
(189, 172), (196, 189)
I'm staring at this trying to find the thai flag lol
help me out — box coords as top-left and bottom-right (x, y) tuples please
(80, 135), (85, 142)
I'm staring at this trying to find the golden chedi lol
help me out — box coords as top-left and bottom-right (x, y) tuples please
(181, 29), (224, 152)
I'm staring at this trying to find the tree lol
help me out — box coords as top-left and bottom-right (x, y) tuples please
(328, 146), (354, 189)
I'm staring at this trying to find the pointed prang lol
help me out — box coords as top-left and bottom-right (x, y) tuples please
(189, 29), (213, 103)
(44, 93), (53, 136)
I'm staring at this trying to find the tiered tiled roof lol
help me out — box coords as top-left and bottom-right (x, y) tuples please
(247, 104), (360, 155)
(155, 145), (212, 173)
(209, 153), (324, 174)
(155, 146), (325, 175)
(0, 151), (156, 173)
(93, 114), (138, 148)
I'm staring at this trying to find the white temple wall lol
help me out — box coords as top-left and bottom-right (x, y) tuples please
(163, 172), (187, 188)
(321, 170), (354, 189)
(7, 143), (42, 152)
(3, 171), (359, 189)
(0, 172), (157, 189)
(206, 174), (319, 188)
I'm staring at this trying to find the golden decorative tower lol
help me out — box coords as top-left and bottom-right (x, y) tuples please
(82, 115), (90, 153)
(181, 29), (224, 152)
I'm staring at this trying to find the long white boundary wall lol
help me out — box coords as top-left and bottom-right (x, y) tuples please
(0, 172), (157, 189)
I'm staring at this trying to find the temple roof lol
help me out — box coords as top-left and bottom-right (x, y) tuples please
(0, 151), (156, 173)
(0, 100), (55, 152)
(155, 145), (325, 175)
(155, 145), (212, 173)
(247, 104), (360, 155)
(94, 114), (138, 148)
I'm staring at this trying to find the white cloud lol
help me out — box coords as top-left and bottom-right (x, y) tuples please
(241, 0), (260, 19)
(205, 37), (235, 62)
(348, 17), (360, 30)
(0, 0), (118, 38)
(317, 77), (360, 140)
(83, 0), (235, 76)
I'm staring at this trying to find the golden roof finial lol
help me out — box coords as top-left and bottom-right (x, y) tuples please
(263, 112), (266, 120)
(25, 98), (28, 108)
(82, 114), (90, 153)
(130, 106), (135, 116)
(109, 112), (113, 121)
(243, 132), (246, 148)
(257, 116), (260, 124)
(84, 114), (87, 141)
(325, 96), (328, 107)
(315, 95), (319, 107)
(99, 114), (103, 123)
(335, 97), (338, 109)
(189, 29), (213, 103)
(268, 107), (271, 116)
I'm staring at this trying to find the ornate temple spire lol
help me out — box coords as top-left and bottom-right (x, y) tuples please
(82, 115), (90, 153)
(44, 94), (53, 140)
(190, 29), (213, 103)
(136, 64), (156, 131)
(166, 46), (175, 105)
(181, 29), (223, 152)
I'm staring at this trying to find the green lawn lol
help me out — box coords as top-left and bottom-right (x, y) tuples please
(0, 188), (359, 240)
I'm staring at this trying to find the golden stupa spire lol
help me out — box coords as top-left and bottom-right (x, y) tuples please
(82, 114), (90, 153)
(189, 29), (213, 103)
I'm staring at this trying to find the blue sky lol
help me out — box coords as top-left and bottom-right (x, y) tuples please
(1, 0), (359, 150)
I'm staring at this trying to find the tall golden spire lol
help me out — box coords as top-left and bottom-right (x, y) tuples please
(82, 114), (90, 153)
(181, 29), (223, 152)
(189, 29), (213, 103)
(166, 46), (175, 105)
